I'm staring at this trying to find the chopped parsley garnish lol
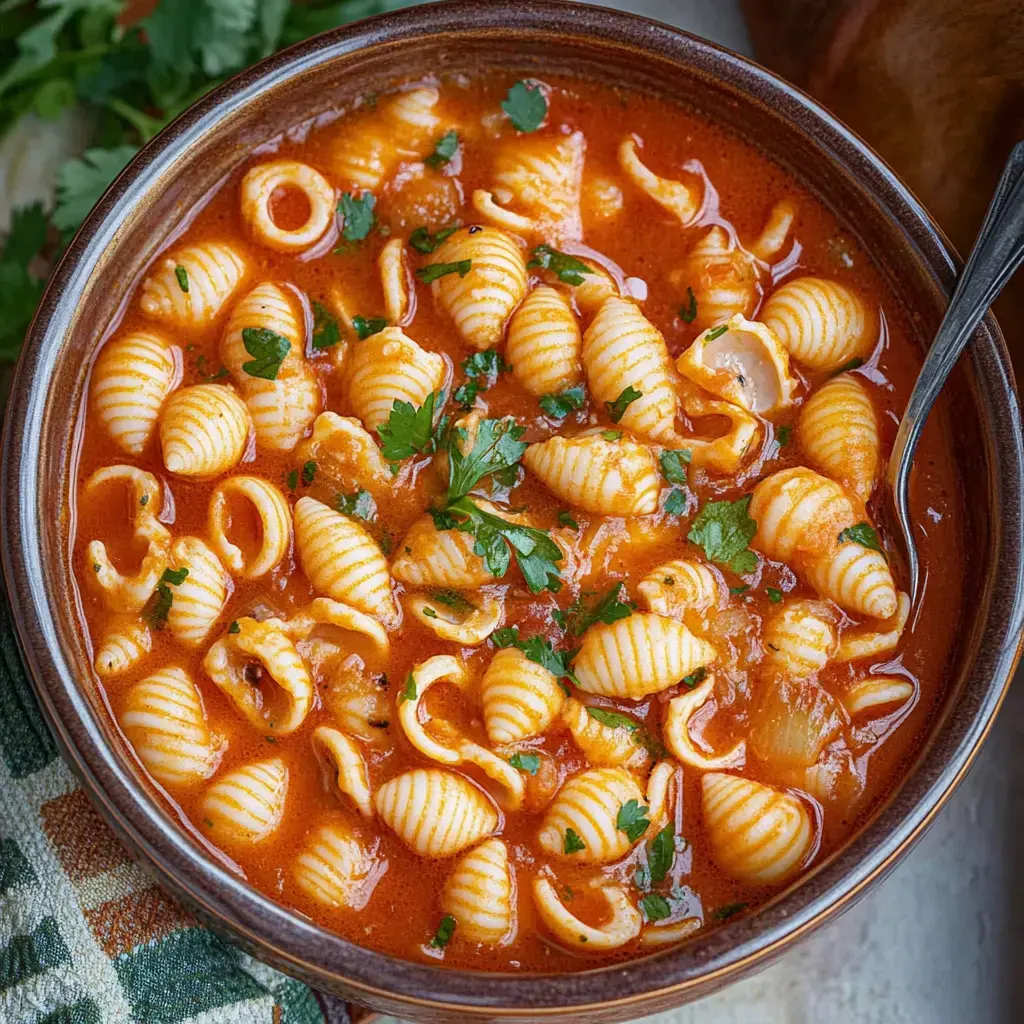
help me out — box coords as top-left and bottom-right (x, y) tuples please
(557, 511), (580, 531)
(228, 621), (241, 635)
(556, 583), (635, 635)
(422, 607), (438, 619)
(301, 460), (317, 486)
(174, 265), (189, 293)
(453, 349), (510, 409)
(704, 324), (729, 343)
(664, 489), (689, 515)
(352, 315), (387, 340)
(586, 707), (639, 732)
(527, 244), (593, 285)
(376, 392), (443, 462)
(646, 824), (677, 886)
(838, 522), (884, 554)
(409, 223), (459, 254)
(311, 301), (341, 350)
(337, 191), (376, 242)
(492, 627), (578, 684)
(712, 902), (748, 921)
(687, 496), (758, 575)
(639, 893), (673, 923)
(286, 470), (298, 491)
(241, 327), (290, 380)
(430, 590), (476, 613)
(729, 584), (749, 595)
(605, 385), (642, 423)
(416, 259), (472, 284)
(539, 385), (587, 420)
(429, 914), (456, 948)
(335, 489), (376, 522)
(141, 567), (189, 629)
(508, 752), (541, 775)
(777, 425), (793, 448)
(659, 449), (692, 485)
(679, 287), (697, 323)
(563, 828), (586, 854)
(766, 586), (783, 603)
(832, 356), (865, 376)
(601, 429), (622, 441)
(616, 799), (651, 843)
(446, 417), (528, 503)
(399, 673), (417, 703)
(682, 666), (708, 688)
(424, 129), (459, 169)
(501, 80), (547, 133)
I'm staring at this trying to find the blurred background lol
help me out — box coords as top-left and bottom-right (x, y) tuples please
(1, 1), (1021, 1022)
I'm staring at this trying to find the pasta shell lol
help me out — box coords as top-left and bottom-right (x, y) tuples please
(94, 617), (151, 678)
(797, 373), (880, 503)
(664, 676), (745, 771)
(379, 237), (412, 324)
(430, 226), (527, 350)
(637, 559), (723, 622)
(201, 759), (288, 843)
(297, 412), (392, 492)
(91, 330), (179, 455)
(294, 821), (381, 910)
(750, 678), (845, 768)
(472, 131), (584, 242)
(842, 676), (915, 715)
(374, 768), (498, 858)
(159, 384), (251, 478)
(702, 772), (812, 884)
(763, 599), (836, 677)
(139, 242), (247, 327)
(618, 136), (701, 225)
(675, 377), (761, 473)
(573, 613), (717, 699)
(344, 327), (446, 432)
(761, 276), (873, 371)
(505, 285), (583, 397)
(677, 315), (796, 415)
(572, 264), (620, 317)
(312, 725), (373, 817)
(203, 618), (313, 735)
(240, 160), (335, 252)
(583, 297), (678, 442)
(293, 497), (398, 627)
(120, 667), (220, 785)
(561, 698), (648, 770)
(836, 591), (910, 662)
(533, 878), (642, 950)
(165, 537), (229, 647)
(280, 597), (390, 656)
(749, 467), (897, 619)
(523, 432), (660, 516)
(385, 85), (443, 153)
(538, 767), (644, 862)
(237, 369), (320, 453)
(640, 917), (702, 948)
(582, 175), (624, 225)
(405, 589), (504, 646)
(480, 646), (566, 746)
(208, 475), (292, 579)
(441, 838), (515, 944)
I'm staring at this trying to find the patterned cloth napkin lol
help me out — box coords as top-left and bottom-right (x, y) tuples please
(0, 599), (344, 1024)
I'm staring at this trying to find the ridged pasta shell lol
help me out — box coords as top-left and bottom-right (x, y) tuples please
(583, 297), (678, 442)
(240, 161), (335, 252)
(702, 772), (812, 883)
(761, 276), (873, 371)
(637, 559), (723, 622)
(764, 599), (836, 677)
(675, 377), (761, 473)
(94, 617), (151, 678)
(120, 667), (220, 785)
(677, 314), (796, 415)
(374, 768), (498, 858)
(664, 676), (745, 771)
(842, 676), (915, 715)
(91, 330), (179, 455)
(222, 281), (302, 378)
(431, 226), (527, 351)
(208, 475), (292, 579)
(572, 263), (619, 316)
(441, 838), (515, 944)
(345, 327), (447, 432)
(159, 384), (251, 478)
(405, 589), (504, 646)
(835, 591), (909, 662)
(561, 698), (648, 770)
(505, 285), (583, 397)
(533, 878), (642, 950)
(480, 646), (566, 746)
(749, 467), (897, 619)
(201, 758), (288, 843)
(139, 242), (247, 327)
(797, 373), (880, 503)
(538, 767), (645, 862)
(379, 237), (412, 324)
(293, 497), (398, 627)
(165, 537), (229, 647)
(312, 725), (373, 817)
(523, 433), (659, 516)
(238, 369), (320, 453)
(573, 613), (717, 699)
(294, 821), (381, 910)
(618, 136), (701, 225)
(280, 597), (390, 656)
(298, 412), (392, 492)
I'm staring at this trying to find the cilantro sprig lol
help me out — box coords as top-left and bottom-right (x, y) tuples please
(552, 583), (635, 634)
(446, 417), (527, 503)
(337, 191), (376, 242)
(241, 327), (290, 380)
(838, 522), (884, 554)
(424, 130), (459, 169)
(687, 496), (759, 575)
(453, 349), (510, 410)
(501, 81), (547, 132)
(492, 626), (578, 686)
(376, 392), (447, 464)
(539, 385), (586, 421)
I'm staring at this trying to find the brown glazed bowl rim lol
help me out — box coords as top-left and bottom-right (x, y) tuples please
(4, 1), (1024, 1018)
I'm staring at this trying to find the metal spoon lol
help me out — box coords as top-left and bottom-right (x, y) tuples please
(885, 140), (1024, 607)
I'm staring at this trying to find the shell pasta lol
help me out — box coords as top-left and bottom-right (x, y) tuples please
(71, 73), (963, 973)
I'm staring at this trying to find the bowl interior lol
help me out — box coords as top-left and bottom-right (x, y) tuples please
(4, 2), (1023, 1020)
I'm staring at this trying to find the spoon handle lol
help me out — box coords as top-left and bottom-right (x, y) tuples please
(887, 139), (1024, 487)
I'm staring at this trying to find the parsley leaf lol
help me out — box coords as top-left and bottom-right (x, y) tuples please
(704, 324), (729, 343)
(832, 357), (864, 376)
(409, 223), (459, 254)
(527, 244), (593, 286)
(838, 522), (884, 554)
(766, 586), (783, 603)
(647, 825), (676, 886)
(400, 673), (417, 703)
(687, 496), (759, 575)
(430, 590), (476, 613)
(141, 567), (189, 630)
(424, 129), (459, 169)
(557, 511), (579, 531)
(416, 259), (472, 283)
(337, 191), (376, 242)
(377, 393), (440, 462)
(712, 902), (748, 921)
(501, 80), (547, 132)
(508, 752), (541, 775)
(616, 799), (651, 843)
(777, 425), (792, 448)
(454, 349), (509, 409)
(335, 489), (376, 522)
(53, 146), (139, 232)
(664, 489), (689, 515)
(659, 449), (692, 485)
(429, 914), (456, 948)
(639, 893), (673, 923)
(491, 627), (577, 684)
(311, 302), (340, 349)
(302, 460), (317, 486)
(562, 582), (635, 635)
(538, 385), (586, 420)
(446, 417), (527, 503)
(352, 315), (387, 340)
(679, 287), (697, 324)
(586, 707), (639, 732)
(241, 327), (290, 380)
(605, 385), (643, 423)
(563, 828), (586, 854)
(682, 666), (707, 688)
(174, 265), (189, 293)
(601, 429), (622, 441)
